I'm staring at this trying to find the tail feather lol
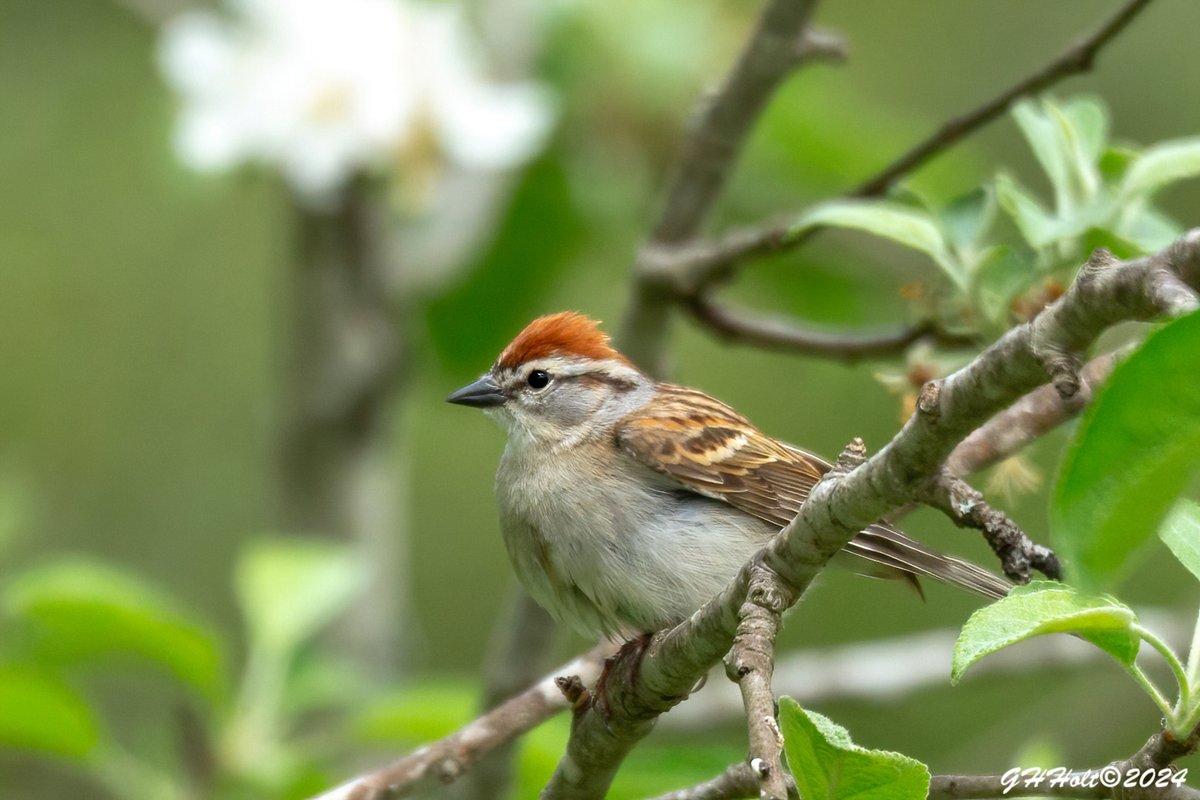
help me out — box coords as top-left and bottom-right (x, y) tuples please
(844, 524), (1010, 600)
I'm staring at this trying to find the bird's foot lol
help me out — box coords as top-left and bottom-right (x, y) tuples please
(591, 633), (653, 730)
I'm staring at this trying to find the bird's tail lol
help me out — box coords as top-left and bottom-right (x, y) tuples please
(843, 523), (1011, 600)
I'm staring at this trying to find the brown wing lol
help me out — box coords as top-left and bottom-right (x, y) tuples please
(617, 384), (1009, 599)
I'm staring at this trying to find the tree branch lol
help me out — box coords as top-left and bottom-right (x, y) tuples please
(930, 772), (1199, 800)
(850, 0), (1153, 198)
(618, 0), (827, 374)
(945, 350), (1121, 476)
(669, 0), (1157, 280)
(724, 565), (795, 799)
(452, 588), (558, 800)
(313, 645), (611, 800)
(930, 720), (1200, 800)
(919, 472), (1061, 583)
(541, 235), (1200, 798)
(645, 761), (763, 800)
(685, 296), (976, 363)
(647, 761), (779, 800)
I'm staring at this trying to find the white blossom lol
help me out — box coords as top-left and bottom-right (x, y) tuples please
(158, 0), (553, 204)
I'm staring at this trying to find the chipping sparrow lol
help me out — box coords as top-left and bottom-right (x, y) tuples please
(449, 312), (1007, 639)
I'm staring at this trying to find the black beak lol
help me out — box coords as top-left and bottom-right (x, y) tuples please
(447, 375), (506, 408)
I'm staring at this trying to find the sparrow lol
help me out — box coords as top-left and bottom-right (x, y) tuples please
(448, 312), (1007, 640)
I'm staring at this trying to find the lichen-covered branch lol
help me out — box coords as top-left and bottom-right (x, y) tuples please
(540, 234), (1200, 799)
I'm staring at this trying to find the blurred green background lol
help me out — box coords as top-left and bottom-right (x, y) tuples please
(2, 0), (1199, 797)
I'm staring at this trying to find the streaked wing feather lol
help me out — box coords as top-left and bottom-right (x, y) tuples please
(617, 384), (1009, 600)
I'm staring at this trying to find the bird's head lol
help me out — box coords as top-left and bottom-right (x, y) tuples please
(446, 312), (654, 447)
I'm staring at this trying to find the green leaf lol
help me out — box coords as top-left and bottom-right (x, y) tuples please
(940, 187), (994, 253)
(1121, 138), (1200, 200)
(236, 539), (364, 656)
(1159, 500), (1200, 582)
(1060, 96), (1109, 167)
(426, 154), (582, 372)
(1052, 97), (1107, 199)
(953, 582), (1139, 684)
(1120, 205), (1182, 253)
(1099, 147), (1139, 184)
(4, 561), (222, 700)
(1013, 100), (1071, 212)
(791, 200), (965, 288)
(352, 679), (476, 744)
(1082, 227), (1142, 261)
(1053, 311), (1200, 589)
(0, 665), (99, 759)
(995, 173), (1057, 248)
(779, 697), (929, 800)
(970, 244), (1037, 326)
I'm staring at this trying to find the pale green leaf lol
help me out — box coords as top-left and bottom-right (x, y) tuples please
(1052, 97), (1107, 198)
(1121, 138), (1200, 200)
(1120, 205), (1182, 252)
(236, 539), (365, 656)
(995, 173), (1058, 248)
(940, 187), (994, 253)
(4, 561), (223, 700)
(1013, 100), (1071, 211)
(1053, 311), (1200, 589)
(970, 244), (1038, 326)
(1061, 96), (1109, 166)
(1082, 227), (1142, 261)
(0, 665), (99, 759)
(953, 582), (1139, 684)
(1099, 147), (1139, 184)
(780, 698), (929, 800)
(791, 200), (965, 288)
(353, 679), (476, 744)
(1159, 500), (1200, 582)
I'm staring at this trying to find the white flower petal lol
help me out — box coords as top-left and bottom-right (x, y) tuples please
(158, 10), (237, 96)
(173, 103), (249, 171)
(157, 0), (555, 200)
(436, 83), (555, 170)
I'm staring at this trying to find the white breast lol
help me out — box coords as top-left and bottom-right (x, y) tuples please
(495, 440), (771, 638)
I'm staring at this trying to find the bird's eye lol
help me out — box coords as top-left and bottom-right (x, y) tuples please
(527, 369), (551, 389)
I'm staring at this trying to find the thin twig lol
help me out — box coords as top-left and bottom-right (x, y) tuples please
(851, 0), (1154, 198)
(645, 761), (763, 800)
(724, 565), (796, 800)
(919, 472), (1061, 583)
(686, 296), (976, 363)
